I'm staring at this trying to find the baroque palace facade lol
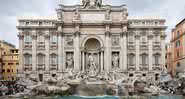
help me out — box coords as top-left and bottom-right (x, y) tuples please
(17, 0), (167, 81)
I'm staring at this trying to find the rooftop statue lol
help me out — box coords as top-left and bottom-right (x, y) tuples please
(82, 0), (102, 8)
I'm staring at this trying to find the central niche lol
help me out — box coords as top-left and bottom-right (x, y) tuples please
(84, 38), (101, 74)
(85, 38), (101, 51)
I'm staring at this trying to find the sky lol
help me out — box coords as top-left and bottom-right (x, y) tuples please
(0, 0), (185, 48)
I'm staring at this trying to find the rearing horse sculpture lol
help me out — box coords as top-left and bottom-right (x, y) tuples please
(95, 0), (102, 8)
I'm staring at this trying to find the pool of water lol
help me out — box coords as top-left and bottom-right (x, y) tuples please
(4, 95), (184, 99)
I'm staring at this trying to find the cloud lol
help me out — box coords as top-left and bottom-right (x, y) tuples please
(0, 0), (185, 47)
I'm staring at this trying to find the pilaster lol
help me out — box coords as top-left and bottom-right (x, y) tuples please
(148, 30), (153, 71)
(18, 30), (24, 73)
(45, 30), (50, 72)
(31, 29), (37, 72)
(135, 31), (141, 71)
(57, 26), (63, 72)
(74, 23), (81, 71)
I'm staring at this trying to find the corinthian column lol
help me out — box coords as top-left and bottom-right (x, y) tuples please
(105, 31), (111, 72)
(121, 26), (128, 70)
(161, 32), (166, 70)
(58, 26), (63, 72)
(45, 30), (50, 72)
(135, 31), (140, 71)
(31, 30), (37, 72)
(148, 30), (153, 70)
(18, 30), (24, 73)
(73, 23), (81, 71)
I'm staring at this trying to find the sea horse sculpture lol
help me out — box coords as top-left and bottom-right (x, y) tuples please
(95, 0), (102, 8)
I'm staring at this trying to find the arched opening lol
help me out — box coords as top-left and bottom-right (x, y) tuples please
(85, 38), (101, 51)
(82, 38), (103, 75)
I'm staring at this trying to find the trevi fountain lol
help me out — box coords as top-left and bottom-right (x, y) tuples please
(0, 0), (185, 99)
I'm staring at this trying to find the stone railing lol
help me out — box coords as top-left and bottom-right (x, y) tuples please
(152, 64), (162, 70)
(50, 42), (58, 49)
(127, 64), (136, 71)
(50, 64), (58, 70)
(23, 64), (32, 71)
(24, 42), (32, 48)
(139, 64), (149, 71)
(37, 64), (45, 70)
(153, 42), (161, 49)
(37, 42), (45, 49)
(127, 42), (135, 49)
(140, 42), (148, 49)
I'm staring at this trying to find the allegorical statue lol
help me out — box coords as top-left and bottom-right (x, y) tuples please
(112, 53), (119, 69)
(74, 9), (80, 21)
(95, 0), (102, 8)
(66, 53), (74, 69)
(88, 54), (96, 71)
(82, 0), (90, 8)
(105, 8), (111, 20)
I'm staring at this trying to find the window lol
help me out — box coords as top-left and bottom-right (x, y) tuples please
(177, 50), (180, 58)
(154, 55), (159, 64)
(37, 54), (44, 64)
(2, 69), (5, 73)
(176, 30), (180, 37)
(140, 53), (148, 65)
(7, 69), (10, 72)
(50, 35), (58, 44)
(24, 35), (32, 43)
(24, 53), (32, 64)
(37, 35), (44, 43)
(25, 22), (29, 26)
(177, 62), (181, 67)
(176, 41), (180, 47)
(128, 54), (134, 65)
(39, 22), (43, 26)
(50, 54), (58, 65)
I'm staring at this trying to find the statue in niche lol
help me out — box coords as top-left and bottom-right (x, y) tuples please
(66, 53), (74, 69)
(105, 8), (111, 20)
(82, 0), (90, 8)
(66, 36), (73, 46)
(88, 54), (97, 71)
(112, 36), (119, 46)
(95, 0), (102, 8)
(74, 9), (80, 21)
(112, 53), (119, 69)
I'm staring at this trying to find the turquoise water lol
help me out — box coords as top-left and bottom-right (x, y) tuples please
(8, 95), (184, 99)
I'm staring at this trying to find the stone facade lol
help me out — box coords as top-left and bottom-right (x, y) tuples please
(17, 1), (167, 81)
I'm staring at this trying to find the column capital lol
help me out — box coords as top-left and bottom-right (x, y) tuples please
(44, 34), (50, 40)
(161, 34), (166, 40)
(18, 34), (24, 40)
(31, 34), (37, 40)
(105, 31), (111, 36)
(135, 34), (141, 40)
(121, 32), (128, 37)
(147, 34), (154, 39)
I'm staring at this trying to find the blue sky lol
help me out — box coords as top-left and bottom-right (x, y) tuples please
(0, 0), (185, 48)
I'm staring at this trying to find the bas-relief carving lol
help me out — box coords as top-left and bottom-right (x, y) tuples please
(66, 35), (74, 46)
(112, 35), (120, 47)
(66, 52), (74, 70)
